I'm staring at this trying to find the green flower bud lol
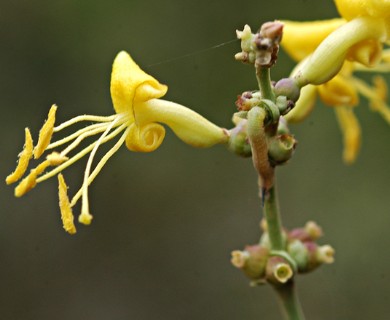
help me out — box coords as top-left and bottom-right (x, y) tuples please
(274, 78), (301, 102)
(235, 91), (262, 111)
(231, 245), (270, 280)
(268, 134), (297, 165)
(228, 120), (252, 158)
(288, 240), (309, 272)
(266, 256), (294, 285)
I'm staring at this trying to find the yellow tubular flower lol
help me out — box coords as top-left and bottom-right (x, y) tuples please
(281, 19), (345, 62)
(288, 0), (390, 87)
(282, 13), (390, 163)
(6, 51), (229, 232)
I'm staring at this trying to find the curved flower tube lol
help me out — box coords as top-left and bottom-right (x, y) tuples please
(290, 0), (390, 87)
(281, 12), (390, 163)
(6, 51), (228, 233)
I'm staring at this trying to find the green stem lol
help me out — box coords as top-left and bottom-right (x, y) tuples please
(256, 67), (275, 102)
(274, 281), (306, 320)
(264, 184), (284, 251)
(264, 183), (305, 320)
(254, 62), (305, 320)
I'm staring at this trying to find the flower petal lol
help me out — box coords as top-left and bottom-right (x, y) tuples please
(110, 51), (167, 115)
(293, 17), (386, 86)
(334, 0), (390, 38)
(317, 75), (359, 107)
(125, 122), (165, 152)
(334, 106), (361, 164)
(135, 99), (229, 148)
(281, 19), (345, 62)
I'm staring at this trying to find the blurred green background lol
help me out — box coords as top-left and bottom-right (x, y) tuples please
(1, 0), (390, 319)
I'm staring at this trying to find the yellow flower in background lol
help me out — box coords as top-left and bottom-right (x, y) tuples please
(281, 3), (390, 163)
(334, 0), (390, 36)
(6, 51), (228, 233)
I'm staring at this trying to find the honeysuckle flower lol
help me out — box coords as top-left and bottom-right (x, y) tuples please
(281, 7), (390, 163)
(291, 0), (389, 87)
(6, 51), (228, 234)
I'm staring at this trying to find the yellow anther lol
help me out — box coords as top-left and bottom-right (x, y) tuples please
(46, 152), (69, 166)
(6, 128), (33, 184)
(34, 104), (57, 159)
(58, 174), (76, 235)
(14, 160), (50, 197)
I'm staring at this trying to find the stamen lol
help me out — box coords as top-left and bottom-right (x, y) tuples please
(36, 122), (128, 183)
(46, 152), (69, 166)
(15, 160), (51, 197)
(70, 124), (132, 206)
(58, 174), (76, 235)
(47, 122), (111, 150)
(54, 114), (118, 132)
(59, 123), (114, 157)
(79, 116), (122, 225)
(352, 77), (390, 123)
(6, 128), (33, 184)
(34, 105), (57, 159)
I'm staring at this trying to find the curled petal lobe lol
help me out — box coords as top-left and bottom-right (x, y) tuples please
(125, 123), (165, 152)
(347, 39), (383, 66)
(6, 128), (33, 184)
(110, 51), (167, 115)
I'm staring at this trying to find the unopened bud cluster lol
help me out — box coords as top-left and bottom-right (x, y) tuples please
(228, 109), (297, 165)
(235, 22), (283, 68)
(231, 220), (334, 285)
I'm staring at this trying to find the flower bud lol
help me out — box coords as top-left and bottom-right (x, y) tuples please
(235, 91), (261, 111)
(274, 78), (301, 102)
(316, 245), (335, 264)
(268, 134), (297, 165)
(228, 120), (252, 158)
(288, 221), (323, 242)
(231, 245), (270, 280)
(287, 240), (309, 272)
(304, 221), (323, 240)
(266, 256), (294, 285)
(276, 116), (290, 135)
(301, 242), (335, 272)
